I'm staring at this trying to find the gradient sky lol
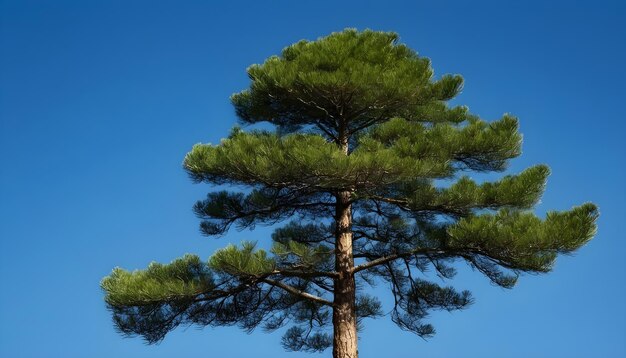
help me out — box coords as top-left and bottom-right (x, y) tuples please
(1, 1), (625, 357)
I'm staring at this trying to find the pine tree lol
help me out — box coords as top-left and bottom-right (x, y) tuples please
(101, 29), (598, 358)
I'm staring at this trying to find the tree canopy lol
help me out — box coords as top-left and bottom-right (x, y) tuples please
(101, 29), (598, 357)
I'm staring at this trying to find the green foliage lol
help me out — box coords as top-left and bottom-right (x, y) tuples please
(447, 203), (599, 272)
(184, 128), (425, 189)
(101, 243), (337, 345)
(101, 255), (215, 343)
(392, 164), (551, 216)
(102, 29), (598, 350)
(360, 115), (521, 171)
(184, 115), (522, 191)
(231, 29), (466, 136)
(271, 239), (332, 269)
(209, 241), (275, 276)
(102, 255), (213, 307)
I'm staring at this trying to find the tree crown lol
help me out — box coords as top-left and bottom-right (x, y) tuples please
(102, 29), (598, 353)
(232, 29), (465, 142)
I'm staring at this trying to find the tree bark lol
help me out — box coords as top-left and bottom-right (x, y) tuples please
(333, 190), (357, 358)
(333, 133), (358, 358)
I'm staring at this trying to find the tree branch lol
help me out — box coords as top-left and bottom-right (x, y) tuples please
(352, 248), (447, 274)
(271, 269), (339, 279)
(260, 278), (334, 307)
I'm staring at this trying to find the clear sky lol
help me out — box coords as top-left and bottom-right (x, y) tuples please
(1, 1), (625, 357)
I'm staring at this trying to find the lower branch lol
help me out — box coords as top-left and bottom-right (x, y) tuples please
(352, 248), (447, 274)
(261, 278), (334, 307)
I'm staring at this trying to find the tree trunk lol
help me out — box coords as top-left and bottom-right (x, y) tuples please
(333, 190), (358, 358)
(331, 130), (358, 358)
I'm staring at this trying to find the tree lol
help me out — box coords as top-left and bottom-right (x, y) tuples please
(101, 29), (598, 358)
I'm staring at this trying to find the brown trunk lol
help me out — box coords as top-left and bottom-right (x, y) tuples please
(333, 134), (358, 358)
(333, 190), (357, 358)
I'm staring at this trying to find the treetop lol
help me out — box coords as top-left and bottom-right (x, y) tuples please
(231, 29), (466, 141)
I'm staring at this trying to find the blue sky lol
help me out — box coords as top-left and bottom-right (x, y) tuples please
(1, 1), (625, 357)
